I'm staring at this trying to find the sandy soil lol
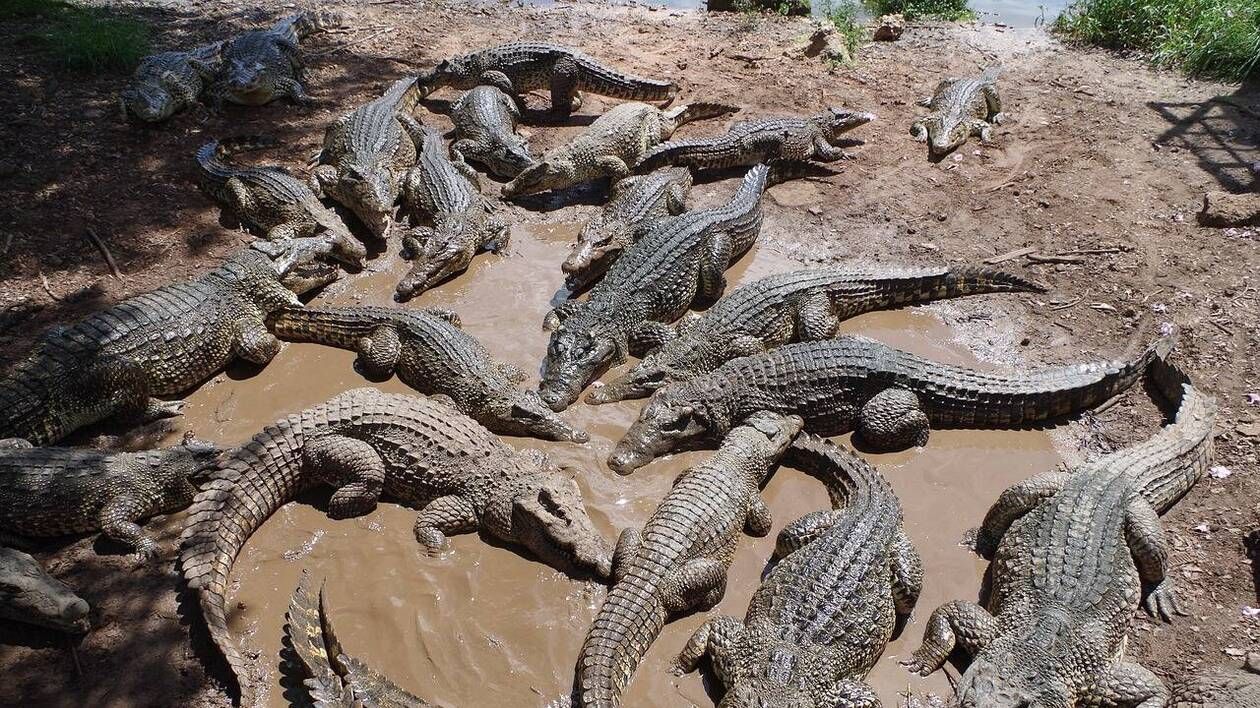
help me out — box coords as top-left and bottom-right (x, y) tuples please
(0, 1), (1256, 706)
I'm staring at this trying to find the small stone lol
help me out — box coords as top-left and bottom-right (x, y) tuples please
(873, 13), (905, 41)
(1208, 465), (1233, 479)
(807, 206), (822, 216)
(1020, 337), (1031, 346)
(1236, 422), (1260, 438)
(936, 214), (947, 222)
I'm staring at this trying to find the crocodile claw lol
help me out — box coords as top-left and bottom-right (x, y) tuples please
(1144, 580), (1184, 622)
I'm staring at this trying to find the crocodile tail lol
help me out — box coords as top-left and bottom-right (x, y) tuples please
(269, 306), (378, 350)
(981, 65), (1003, 82)
(1137, 357), (1218, 512)
(286, 571), (352, 706)
(576, 580), (669, 708)
(572, 54), (676, 101)
(667, 102), (740, 128)
(783, 434), (892, 512)
(938, 264), (1046, 295)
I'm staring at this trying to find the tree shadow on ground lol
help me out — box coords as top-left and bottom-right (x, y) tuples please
(1146, 78), (1260, 193)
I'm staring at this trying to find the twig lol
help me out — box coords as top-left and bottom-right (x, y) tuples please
(1050, 297), (1082, 311)
(1058, 247), (1124, 256)
(1026, 252), (1085, 265)
(728, 53), (770, 63)
(984, 246), (1037, 264)
(39, 271), (60, 301)
(68, 640), (83, 679)
(309, 28), (393, 57)
(1093, 394), (1123, 415)
(85, 228), (123, 280)
(0, 231), (12, 256)
(1208, 319), (1233, 337)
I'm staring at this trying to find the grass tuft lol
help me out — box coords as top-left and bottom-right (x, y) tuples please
(821, 0), (866, 59)
(1, 0), (150, 73)
(862, 0), (973, 21)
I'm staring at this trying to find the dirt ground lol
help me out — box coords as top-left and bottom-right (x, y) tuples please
(0, 0), (1257, 706)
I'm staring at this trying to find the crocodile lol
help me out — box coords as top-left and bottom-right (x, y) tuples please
(576, 412), (803, 708)
(0, 546), (90, 633)
(312, 76), (423, 238)
(1172, 654), (1260, 707)
(270, 305), (589, 443)
(120, 41), (222, 122)
(562, 167), (692, 293)
(636, 107), (877, 173)
(209, 12), (323, 107)
(180, 387), (611, 704)
(286, 571), (431, 707)
(449, 84), (536, 179)
(501, 101), (738, 198)
(676, 434), (921, 708)
(538, 163), (772, 413)
(910, 66), (1004, 159)
(419, 42), (676, 116)
(0, 436), (220, 560)
(395, 126), (510, 301)
(0, 246), (337, 445)
(902, 357), (1216, 707)
(608, 332), (1173, 474)
(590, 264), (1045, 404)
(196, 136), (366, 267)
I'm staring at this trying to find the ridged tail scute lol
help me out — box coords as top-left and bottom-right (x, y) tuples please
(669, 102), (740, 128)
(941, 265), (1046, 296)
(573, 54), (676, 101)
(199, 135), (281, 164)
(269, 306), (377, 350)
(577, 580), (670, 708)
(783, 434), (887, 510)
(1139, 356), (1218, 511)
(286, 571), (351, 706)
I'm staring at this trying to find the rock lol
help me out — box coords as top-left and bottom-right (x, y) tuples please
(873, 13), (904, 41)
(1199, 190), (1260, 227)
(799, 23), (851, 64)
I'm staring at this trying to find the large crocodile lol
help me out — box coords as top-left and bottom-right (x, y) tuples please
(396, 126), (509, 301)
(576, 412), (803, 708)
(539, 164), (773, 412)
(0, 246), (336, 446)
(590, 264), (1045, 404)
(676, 435), (921, 707)
(609, 333), (1173, 474)
(636, 107), (876, 172)
(0, 546), (90, 633)
(563, 167), (692, 293)
(286, 571), (431, 707)
(196, 136), (366, 267)
(312, 76), (423, 238)
(419, 42), (675, 116)
(910, 66), (1004, 159)
(501, 101), (737, 197)
(209, 12), (323, 107)
(180, 387), (611, 704)
(449, 84), (536, 179)
(903, 358), (1216, 707)
(120, 41), (222, 122)
(1173, 655), (1260, 707)
(0, 436), (220, 560)
(270, 305), (589, 442)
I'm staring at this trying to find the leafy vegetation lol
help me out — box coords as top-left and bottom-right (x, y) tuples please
(821, 0), (866, 59)
(1054, 0), (1260, 82)
(862, 0), (973, 22)
(0, 0), (150, 73)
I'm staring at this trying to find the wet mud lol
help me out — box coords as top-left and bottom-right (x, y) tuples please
(171, 219), (1062, 707)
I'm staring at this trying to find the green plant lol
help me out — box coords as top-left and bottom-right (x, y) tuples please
(0, 0), (68, 20)
(820, 0), (865, 60)
(1, 0), (149, 73)
(862, 0), (973, 21)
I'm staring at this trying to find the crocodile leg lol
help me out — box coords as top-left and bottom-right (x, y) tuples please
(223, 177), (256, 226)
(1082, 661), (1170, 708)
(890, 529), (924, 616)
(1126, 498), (1184, 622)
(811, 135), (850, 162)
(413, 494), (478, 552)
(99, 495), (161, 560)
(972, 469), (1071, 555)
(420, 308), (462, 327)
(477, 70), (516, 99)
(972, 119), (996, 144)
(902, 600), (998, 676)
(234, 317), (284, 365)
(674, 615), (745, 676)
(398, 114), (428, 153)
(909, 119), (929, 142)
(744, 494), (773, 537)
(628, 321), (676, 357)
(495, 361), (528, 384)
(665, 181), (689, 213)
(826, 680), (881, 708)
(857, 388), (930, 450)
(661, 558), (727, 613)
(982, 83), (1003, 122)
(610, 528), (641, 584)
(594, 155), (631, 180)
(549, 57), (580, 115)
(796, 289), (841, 340)
(774, 509), (843, 559)
(276, 76), (314, 105)
(354, 326), (401, 379)
(303, 435), (386, 519)
(697, 229), (734, 303)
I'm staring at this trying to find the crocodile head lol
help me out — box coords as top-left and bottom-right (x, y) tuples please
(955, 649), (1072, 707)
(563, 217), (632, 287)
(818, 106), (878, 141)
(607, 387), (712, 475)
(393, 212), (501, 302)
(464, 135), (535, 180)
(489, 463), (611, 579)
(221, 58), (280, 106)
(483, 389), (591, 443)
(120, 82), (181, 122)
(924, 115), (970, 158)
(539, 315), (623, 412)
(254, 239), (341, 296)
(587, 328), (723, 404)
(0, 547), (91, 634)
(501, 158), (578, 198)
(317, 161), (398, 238)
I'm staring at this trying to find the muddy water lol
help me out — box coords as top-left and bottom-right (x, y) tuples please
(171, 217), (1061, 707)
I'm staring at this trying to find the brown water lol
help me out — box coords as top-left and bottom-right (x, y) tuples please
(170, 219), (1062, 707)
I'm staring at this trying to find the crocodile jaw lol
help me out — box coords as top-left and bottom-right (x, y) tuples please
(607, 393), (708, 474)
(0, 548), (91, 634)
(508, 476), (612, 579)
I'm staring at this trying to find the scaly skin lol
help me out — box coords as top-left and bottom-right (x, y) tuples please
(539, 164), (771, 412)
(563, 167), (693, 293)
(396, 126), (509, 301)
(196, 136), (366, 267)
(904, 358), (1216, 707)
(1172, 654), (1260, 707)
(910, 67), (1004, 159)
(636, 108), (877, 172)
(286, 571), (432, 707)
(677, 435), (922, 708)
(0, 247), (337, 446)
(450, 84), (536, 179)
(609, 333), (1173, 474)
(0, 437), (220, 560)
(0, 546), (90, 634)
(576, 413), (803, 708)
(592, 264), (1045, 404)
(208, 12), (323, 107)
(312, 76), (423, 238)
(120, 41), (222, 122)
(502, 102), (737, 197)
(180, 388), (611, 705)
(270, 305), (589, 443)
(420, 42), (675, 116)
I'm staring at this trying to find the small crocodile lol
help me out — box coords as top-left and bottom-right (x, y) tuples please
(196, 136), (366, 267)
(502, 101), (737, 197)
(1173, 654), (1260, 707)
(449, 84), (536, 179)
(910, 66), (1004, 159)
(419, 42), (675, 116)
(609, 333), (1172, 474)
(0, 546), (90, 634)
(286, 571), (431, 707)
(270, 305), (589, 443)
(636, 107), (876, 172)
(120, 41), (222, 122)
(209, 12), (323, 107)
(903, 357), (1216, 707)
(676, 435), (921, 707)
(539, 164), (772, 412)
(591, 264), (1044, 404)
(0, 436), (220, 560)
(576, 412), (803, 708)
(0, 246), (336, 445)
(563, 167), (692, 293)
(180, 387), (611, 704)
(396, 126), (509, 301)
(312, 76), (423, 238)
